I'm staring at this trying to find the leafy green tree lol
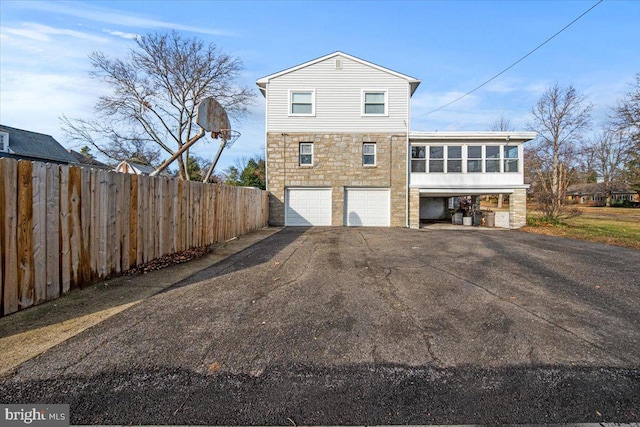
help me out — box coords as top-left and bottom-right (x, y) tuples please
(223, 156), (265, 189)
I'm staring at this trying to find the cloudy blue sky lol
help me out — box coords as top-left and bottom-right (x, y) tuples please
(1, 0), (638, 171)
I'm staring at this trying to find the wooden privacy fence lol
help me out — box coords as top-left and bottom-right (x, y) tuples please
(0, 158), (269, 317)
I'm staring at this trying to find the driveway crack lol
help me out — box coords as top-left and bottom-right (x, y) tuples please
(416, 258), (636, 365)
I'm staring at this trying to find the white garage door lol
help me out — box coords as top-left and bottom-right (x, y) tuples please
(286, 188), (332, 226)
(345, 188), (390, 226)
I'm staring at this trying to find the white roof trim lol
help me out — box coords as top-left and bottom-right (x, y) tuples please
(409, 131), (537, 142)
(256, 51), (421, 96)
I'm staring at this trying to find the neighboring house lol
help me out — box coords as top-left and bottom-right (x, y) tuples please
(566, 183), (639, 206)
(0, 124), (77, 164)
(114, 160), (157, 175)
(256, 52), (536, 228)
(67, 149), (111, 170)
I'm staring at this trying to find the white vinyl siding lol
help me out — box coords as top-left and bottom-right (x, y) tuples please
(265, 56), (410, 132)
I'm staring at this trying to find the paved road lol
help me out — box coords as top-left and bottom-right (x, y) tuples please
(2, 228), (639, 424)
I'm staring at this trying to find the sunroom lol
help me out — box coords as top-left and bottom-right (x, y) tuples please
(407, 132), (537, 229)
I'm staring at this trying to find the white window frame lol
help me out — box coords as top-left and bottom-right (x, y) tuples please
(361, 89), (388, 116)
(428, 145), (445, 173)
(0, 131), (8, 152)
(299, 142), (313, 166)
(446, 145), (463, 173)
(503, 145), (520, 173)
(411, 145), (427, 173)
(289, 89), (315, 116)
(363, 142), (376, 166)
(467, 145), (483, 173)
(410, 143), (522, 174)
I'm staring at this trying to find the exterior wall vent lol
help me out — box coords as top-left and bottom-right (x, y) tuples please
(335, 58), (342, 70)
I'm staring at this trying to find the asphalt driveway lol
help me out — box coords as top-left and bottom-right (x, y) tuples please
(2, 227), (639, 424)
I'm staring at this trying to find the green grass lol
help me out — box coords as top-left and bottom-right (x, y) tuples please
(524, 207), (640, 249)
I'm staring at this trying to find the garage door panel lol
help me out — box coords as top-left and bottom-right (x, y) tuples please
(345, 188), (390, 227)
(286, 188), (332, 226)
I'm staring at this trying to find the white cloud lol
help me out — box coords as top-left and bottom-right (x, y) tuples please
(104, 30), (139, 40)
(16, 1), (235, 37)
(1, 23), (109, 44)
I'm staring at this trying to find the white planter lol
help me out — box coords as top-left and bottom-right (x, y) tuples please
(462, 216), (472, 226)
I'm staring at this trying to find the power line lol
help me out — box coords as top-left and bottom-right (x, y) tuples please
(412, 0), (603, 119)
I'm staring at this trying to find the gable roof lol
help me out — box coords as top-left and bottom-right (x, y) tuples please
(256, 51), (421, 97)
(67, 149), (111, 169)
(0, 124), (76, 164)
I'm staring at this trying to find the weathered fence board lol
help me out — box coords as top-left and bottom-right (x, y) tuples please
(0, 158), (269, 317)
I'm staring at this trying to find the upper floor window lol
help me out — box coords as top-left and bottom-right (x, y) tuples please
(290, 90), (315, 116)
(299, 142), (313, 166)
(362, 90), (387, 115)
(363, 143), (376, 166)
(0, 132), (8, 152)
(504, 145), (519, 172)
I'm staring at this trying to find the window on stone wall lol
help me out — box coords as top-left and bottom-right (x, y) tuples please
(363, 143), (376, 166)
(299, 142), (313, 166)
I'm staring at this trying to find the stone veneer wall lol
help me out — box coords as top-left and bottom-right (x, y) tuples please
(266, 132), (407, 227)
(408, 188), (421, 229)
(509, 188), (527, 228)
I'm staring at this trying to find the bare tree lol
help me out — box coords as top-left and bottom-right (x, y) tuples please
(527, 84), (592, 219)
(488, 115), (513, 207)
(610, 73), (640, 191)
(62, 31), (254, 179)
(488, 114), (513, 132)
(582, 130), (632, 206)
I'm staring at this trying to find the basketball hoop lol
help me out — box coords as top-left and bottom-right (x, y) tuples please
(214, 129), (241, 148)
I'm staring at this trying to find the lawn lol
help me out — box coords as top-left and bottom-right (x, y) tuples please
(523, 206), (640, 249)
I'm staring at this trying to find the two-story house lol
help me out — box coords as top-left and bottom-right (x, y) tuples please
(257, 52), (535, 229)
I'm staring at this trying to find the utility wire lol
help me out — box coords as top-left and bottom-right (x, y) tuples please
(412, 0), (603, 119)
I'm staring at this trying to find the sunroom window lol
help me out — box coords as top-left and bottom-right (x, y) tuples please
(486, 145), (501, 172)
(429, 146), (444, 173)
(504, 145), (519, 172)
(467, 146), (482, 172)
(447, 146), (462, 173)
(411, 146), (426, 172)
